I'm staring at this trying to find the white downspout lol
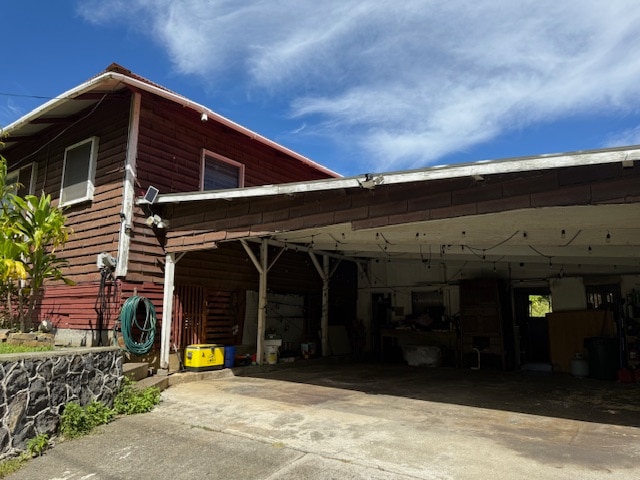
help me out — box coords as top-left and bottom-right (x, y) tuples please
(116, 92), (141, 278)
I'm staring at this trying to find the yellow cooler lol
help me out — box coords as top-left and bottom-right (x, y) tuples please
(184, 344), (224, 371)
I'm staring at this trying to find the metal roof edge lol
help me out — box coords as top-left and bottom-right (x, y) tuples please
(148, 144), (640, 205)
(1, 71), (120, 134)
(1, 69), (340, 178)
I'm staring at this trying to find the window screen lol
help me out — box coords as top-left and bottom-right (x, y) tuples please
(201, 152), (244, 190)
(6, 163), (36, 197)
(60, 137), (98, 206)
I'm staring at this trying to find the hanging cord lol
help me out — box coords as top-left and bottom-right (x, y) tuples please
(94, 267), (115, 346)
(116, 296), (157, 355)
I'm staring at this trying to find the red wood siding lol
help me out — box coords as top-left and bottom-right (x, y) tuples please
(5, 95), (131, 284)
(37, 283), (116, 331)
(174, 243), (322, 294)
(126, 91), (338, 285)
(134, 93), (334, 198)
(204, 290), (236, 346)
(35, 280), (164, 332)
(171, 285), (207, 347)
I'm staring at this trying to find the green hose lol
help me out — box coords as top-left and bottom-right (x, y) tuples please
(117, 295), (157, 355)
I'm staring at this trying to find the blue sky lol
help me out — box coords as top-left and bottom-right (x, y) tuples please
(2, 1), (640, 177)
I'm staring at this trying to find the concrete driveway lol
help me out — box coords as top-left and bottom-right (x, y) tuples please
(8, 362), (640, 479)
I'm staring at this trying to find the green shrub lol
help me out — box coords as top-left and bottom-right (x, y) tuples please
(26, 433), (49, 457)
(59, 379), (160, 439)
(113, 378), (161, 415)
(85, 401), (115, 425)
(60, 401), (113, 439)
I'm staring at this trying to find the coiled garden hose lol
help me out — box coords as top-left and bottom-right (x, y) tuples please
(116, 296), (157, 355)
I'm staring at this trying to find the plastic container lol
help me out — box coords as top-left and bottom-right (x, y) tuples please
(584, 337), (619, 380)
(403, 345), (442, 367)
(224, 345), (236, 368)
(184, 344), (224, 372)
(264, 345), (279, 364)
(570, 353), (589, 378)
(301, 342), (316, 359)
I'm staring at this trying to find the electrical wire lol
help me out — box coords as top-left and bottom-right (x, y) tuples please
(0, 92), (63, 100)
(8, 92), (110, 170)
(116, 295), (157, 355)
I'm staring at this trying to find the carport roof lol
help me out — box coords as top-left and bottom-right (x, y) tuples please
(154, 145), (640, 274)
(149, 144), (639, 204)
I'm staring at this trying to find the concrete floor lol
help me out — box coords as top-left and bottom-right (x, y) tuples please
(8, 361), (640, 479)
(242, 361), (640, 427)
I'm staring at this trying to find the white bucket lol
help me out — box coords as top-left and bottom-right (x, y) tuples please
(264, 345), (279, 365)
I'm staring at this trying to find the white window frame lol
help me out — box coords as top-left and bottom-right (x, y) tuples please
(200, 150), (245, 191)
(6, 162), (37, 196)
(60, 136), (99, 207)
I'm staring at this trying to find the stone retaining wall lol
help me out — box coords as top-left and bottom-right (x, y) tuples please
(0, 347), (123, 459)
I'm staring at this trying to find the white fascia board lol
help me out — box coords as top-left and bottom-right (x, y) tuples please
(146, 145), (640, 205)
(1, 76), (116, 134)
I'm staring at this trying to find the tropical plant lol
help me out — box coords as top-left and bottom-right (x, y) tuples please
(0, 154), (73, 331)
(0, 154), (24, 328)
(11, 193), (73, 331)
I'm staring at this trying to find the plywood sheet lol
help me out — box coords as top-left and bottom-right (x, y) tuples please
(547, 310), (615, 373)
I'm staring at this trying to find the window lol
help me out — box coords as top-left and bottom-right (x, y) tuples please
(528, 294), (552, 317)
(60, 137), (99, 206)
(6, 162), (37, 197)
(200, 150), (244, 191)
(586, 284), (621, 310)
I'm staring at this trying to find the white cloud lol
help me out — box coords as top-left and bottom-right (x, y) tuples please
(604, 126), (640, 148)
(77, 0), (640, 172)
(0, 98), (27, 129)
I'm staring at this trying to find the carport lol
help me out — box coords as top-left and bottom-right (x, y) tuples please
(146, 146), (640, 374)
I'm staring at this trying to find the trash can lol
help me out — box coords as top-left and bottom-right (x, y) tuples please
(584, 337), (619, 380)
(224, 345), (236, 368)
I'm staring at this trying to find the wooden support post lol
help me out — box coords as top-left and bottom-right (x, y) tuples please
(257, 240), (268, 365)
(309, 252), (330, 357)
(321, 254), (329, 357)
(160, 252), (176, 371)
(241, 239), (269, 365)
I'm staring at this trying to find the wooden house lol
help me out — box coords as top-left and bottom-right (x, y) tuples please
(1, 64), (339, 358)
(3, 64), (640, 377)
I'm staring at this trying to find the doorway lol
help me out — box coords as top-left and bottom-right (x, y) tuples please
(513, 287), (553, 366)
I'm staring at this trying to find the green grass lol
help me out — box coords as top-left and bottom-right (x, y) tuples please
(0, 343), (54, 354)
(0, 455), (27, 478)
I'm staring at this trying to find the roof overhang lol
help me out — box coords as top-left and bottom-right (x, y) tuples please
(147, 145), (640, 205)
(0, 69), (339, 178)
